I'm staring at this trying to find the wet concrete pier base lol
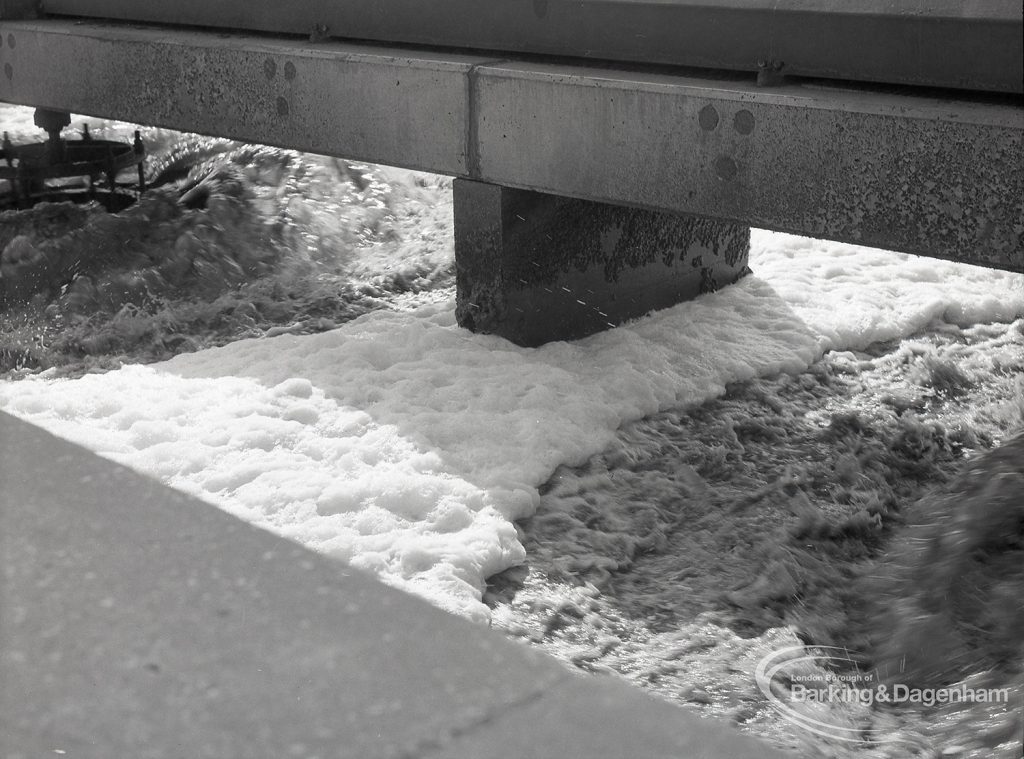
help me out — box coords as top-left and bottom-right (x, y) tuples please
(454, 179), (750, 346)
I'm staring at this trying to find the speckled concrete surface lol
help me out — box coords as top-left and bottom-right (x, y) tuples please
(0, 410), (790, 759)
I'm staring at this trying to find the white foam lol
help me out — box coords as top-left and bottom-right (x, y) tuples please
(3, 224), (1022, 619)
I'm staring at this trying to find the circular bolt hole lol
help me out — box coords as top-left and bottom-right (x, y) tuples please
(264, 58), (277, 80)
(284, 61), (297, 81)
(276, 96), (289, 117)
(4, 63), (12, 81)
(715, 156), (738, 181)
(7, 34), (15, 49)
(733, 109), (755, 135)
(698, 105), (719, 132)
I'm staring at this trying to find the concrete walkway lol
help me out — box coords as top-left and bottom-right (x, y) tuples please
(1, 411), (792, 759)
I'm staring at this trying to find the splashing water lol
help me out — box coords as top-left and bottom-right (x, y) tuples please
(488, 320), (1023, 757)
(1, 108), (455, 376)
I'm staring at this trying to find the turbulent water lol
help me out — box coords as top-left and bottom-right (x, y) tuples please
(1, 111), (455, 375)
(487, 323), (1024, 757)
(2, 105), (1022, 758)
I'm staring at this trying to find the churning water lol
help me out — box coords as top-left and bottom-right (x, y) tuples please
(2, 105), (1022, 758)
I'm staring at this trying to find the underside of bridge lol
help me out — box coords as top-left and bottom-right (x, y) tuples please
(1, 2), (1021, 344)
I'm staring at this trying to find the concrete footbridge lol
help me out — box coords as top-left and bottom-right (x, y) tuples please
(1, 0), (1021, 344)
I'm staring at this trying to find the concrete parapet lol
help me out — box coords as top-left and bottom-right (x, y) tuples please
(454, 179), (750, 346)
(0, 411), (791, 759)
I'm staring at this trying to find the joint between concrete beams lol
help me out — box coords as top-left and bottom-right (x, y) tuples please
(465, 59), (508, 180)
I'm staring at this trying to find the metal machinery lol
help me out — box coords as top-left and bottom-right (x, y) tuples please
(0, 107), (145, 210)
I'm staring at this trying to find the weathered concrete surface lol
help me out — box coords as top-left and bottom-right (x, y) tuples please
(0, 21), (483, 174)
(471, 62), (1024, 273)
(454, 179), (750, 345)
(1, 20), (1020, 271)
(0, 410), (792, 759)
(38, 0), (1024, 94)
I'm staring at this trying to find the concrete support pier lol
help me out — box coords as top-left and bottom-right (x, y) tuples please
(454, 179), (750, 346)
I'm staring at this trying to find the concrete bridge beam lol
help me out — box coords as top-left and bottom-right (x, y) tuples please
(1, 20), (1019, 274)
(454, 179), (750, 345)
